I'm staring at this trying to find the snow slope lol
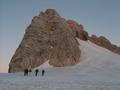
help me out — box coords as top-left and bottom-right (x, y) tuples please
(33, 61), (53, 70)
(0, 39), (120, 90)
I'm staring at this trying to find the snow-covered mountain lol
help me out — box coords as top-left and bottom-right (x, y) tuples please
(0, 39), (120, 90)
(9, 9), (120, 73)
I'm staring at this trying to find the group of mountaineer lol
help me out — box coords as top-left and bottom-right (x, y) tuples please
(24, 69), (45, 77)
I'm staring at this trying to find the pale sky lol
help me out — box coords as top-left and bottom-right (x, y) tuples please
(0, 0), (120, 72)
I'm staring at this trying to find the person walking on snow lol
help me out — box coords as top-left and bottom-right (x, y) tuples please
(42, 70), (45, 76)
(24, 69), (28, 76)
(35, 69), (39, 76)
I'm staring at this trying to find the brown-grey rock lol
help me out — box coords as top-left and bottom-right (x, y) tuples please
(66, 20), (88, 40)
(9, 9), (81, 73)
(89, 35), (120, 55)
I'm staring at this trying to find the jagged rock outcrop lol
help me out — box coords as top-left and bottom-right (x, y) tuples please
(89, 35), (120, 54)
(66, 20), (88, 40)
(9, 9), (81, 73)
(66, 20), (120, 54)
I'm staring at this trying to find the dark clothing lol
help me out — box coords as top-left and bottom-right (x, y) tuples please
(42, 70), (45, 76)
(35, 69), (39, 76)
(24, 69), (28, 76)
(29, 69), (32, 72)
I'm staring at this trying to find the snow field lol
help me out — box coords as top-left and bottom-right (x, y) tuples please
(0, 39), (120, 90)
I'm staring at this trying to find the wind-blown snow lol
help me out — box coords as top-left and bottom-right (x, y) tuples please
(0, 39), (120, 90)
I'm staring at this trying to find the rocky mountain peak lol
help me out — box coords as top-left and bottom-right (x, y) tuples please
(9, 9), (81, 73)
(9, 9), (120, 73)
(43, 9), (60, 16)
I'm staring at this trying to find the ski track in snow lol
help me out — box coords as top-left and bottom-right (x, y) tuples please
(0, 39), (120, 90)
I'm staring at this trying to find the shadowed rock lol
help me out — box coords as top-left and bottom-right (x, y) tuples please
(66, 20), (88, 40)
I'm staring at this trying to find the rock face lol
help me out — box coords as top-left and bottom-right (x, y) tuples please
(66, 20), (120, 55)
(9, 9), (81, 73)
(66, 20), (88, 40)
(89, 35), (120, 54)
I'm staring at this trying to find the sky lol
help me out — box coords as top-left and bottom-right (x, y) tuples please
(0, 0), (120, 72)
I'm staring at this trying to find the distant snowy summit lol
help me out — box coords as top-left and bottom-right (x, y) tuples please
(9, 9), (120, 73)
